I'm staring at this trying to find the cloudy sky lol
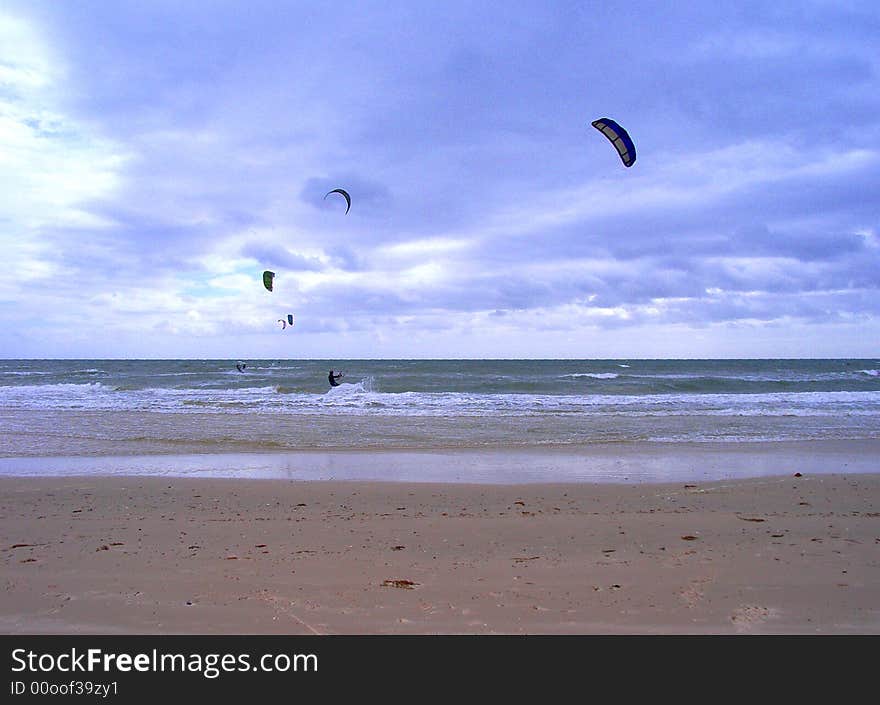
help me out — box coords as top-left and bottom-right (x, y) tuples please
(1, 1), (878, 359)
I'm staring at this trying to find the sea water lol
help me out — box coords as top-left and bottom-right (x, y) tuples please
(1, 359), (878, 459)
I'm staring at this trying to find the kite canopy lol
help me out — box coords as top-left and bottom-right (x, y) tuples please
(324, 188), (351, 214)
(287, 314), (294, 326)
(277, 318), (286, 329)
(591, 118), (636, 167)
(262, 270), (275, 292)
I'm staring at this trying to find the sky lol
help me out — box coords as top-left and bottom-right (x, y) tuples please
(1, 0), (878, 359)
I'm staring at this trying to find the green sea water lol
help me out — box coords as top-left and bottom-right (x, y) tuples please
(1, 359), (878, 457)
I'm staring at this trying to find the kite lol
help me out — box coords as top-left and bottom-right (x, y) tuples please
(591, 118), (636, 167)
(324, 188), (351, 214)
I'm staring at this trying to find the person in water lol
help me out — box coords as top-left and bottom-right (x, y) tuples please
(328, 369), (344, 387)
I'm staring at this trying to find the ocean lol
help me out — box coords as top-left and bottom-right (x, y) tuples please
(1, 359), (878, 460)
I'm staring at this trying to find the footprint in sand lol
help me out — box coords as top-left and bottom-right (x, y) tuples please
(730, 604), (777, 632)
(678, 578), (711, 608)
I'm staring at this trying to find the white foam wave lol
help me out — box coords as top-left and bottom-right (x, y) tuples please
(2, 382), (108, 392)
(324, 376), (375, 396)
(626, 372), (867, 382)
(1, 379), (879, 418)
(561, 373), (619, 379)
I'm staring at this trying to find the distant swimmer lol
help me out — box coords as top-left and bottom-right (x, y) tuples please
(236, 361), (247, 373)
(328, 369), (344, 387)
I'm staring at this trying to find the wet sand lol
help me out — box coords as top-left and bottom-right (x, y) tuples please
(3, 440), (879, 483)
(1, 473), (879, 634)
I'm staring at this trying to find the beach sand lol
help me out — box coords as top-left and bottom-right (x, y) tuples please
(1, 473), (878, 634)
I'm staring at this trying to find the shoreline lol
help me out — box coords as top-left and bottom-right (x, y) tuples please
(2, 473), (878, 634)
(1, 439), (878, 483)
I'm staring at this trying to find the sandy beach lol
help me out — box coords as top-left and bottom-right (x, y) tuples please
(2, 471), (878, 634)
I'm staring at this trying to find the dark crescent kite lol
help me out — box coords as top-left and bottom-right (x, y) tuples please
(324, 188), (351, 214)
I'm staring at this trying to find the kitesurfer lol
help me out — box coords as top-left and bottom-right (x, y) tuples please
(328, 370), (344, 387)
(236, 362), (247, 373)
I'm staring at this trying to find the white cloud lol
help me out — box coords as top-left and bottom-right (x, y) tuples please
(0, 27), (125, 221)
(0, 10), (127, 311)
